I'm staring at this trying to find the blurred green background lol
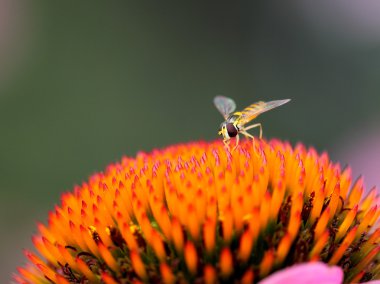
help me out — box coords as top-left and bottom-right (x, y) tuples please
(1, 2), (380, 281)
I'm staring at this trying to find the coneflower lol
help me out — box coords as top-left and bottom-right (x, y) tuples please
(15, 139), (379, 283)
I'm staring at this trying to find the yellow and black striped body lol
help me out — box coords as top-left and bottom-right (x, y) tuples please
(238, 101), (265, 124)
(227, 102), (263, 128)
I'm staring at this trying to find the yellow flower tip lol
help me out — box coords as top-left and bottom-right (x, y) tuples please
(314, 207), (331, 239)
(75, 257), (97, 282)
(101, 272), (119, 284)
(288, 210), (301, 239)
(247, 207), (260, 241)
(15, 140), (380, 283)
(356, 205), (378, 239)
(270, 179), (285, 219)
(56, 274), (70, 284)
(17, 266), (41, 283)
(222, 205), (234, 242)
(57, 244), (76, 270)
(361, 186), (378, 213)
(98, 242), (119, 272)
(23, 250), (43, 268)
(361, 228), (380, 255)
(36, 263), (56, 283)
(220, 248), (233, 278)
(348, 176), (365, 207)
(336, 204), (358, 241)
(203, 218), (216, 254)
(204, 265), (217, 284)
(130, 250), (147, 280)
(309, 181), (326, 225)
(328, 182), (341, 219)
(241, 268), (255, 284)
(184, 241), (198, 275)
(150, 230), (166, 262)
(309, 230), (330, 259)
(259, 249), (275, 278)
(238, 230), (254, 262)
(340, 166), (352, 196)
(329, 226), (358, 265)
(276, 232), (292, 264)
(259, 191), (271, 229)
(160, 263), (176, 284)
(187, 204), (200, 240)
(171, 217), (184, 253)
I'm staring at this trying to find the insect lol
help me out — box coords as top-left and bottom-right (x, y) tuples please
(214, 96), (290, 148)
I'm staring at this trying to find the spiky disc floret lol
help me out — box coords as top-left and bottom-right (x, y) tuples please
(16, 140), (379, 283)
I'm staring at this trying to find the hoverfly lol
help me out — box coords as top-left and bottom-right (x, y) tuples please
(214, 96), (290, 148)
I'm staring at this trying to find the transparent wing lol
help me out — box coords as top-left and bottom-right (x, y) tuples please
(213, 96), (236, 119)
(240, 99), (291, 124)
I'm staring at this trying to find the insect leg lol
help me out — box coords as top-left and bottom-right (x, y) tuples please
(242, 123), (262, 139)
(223, 139), (230, 150)
(240, 130), (256, 148)
(241, 131), (254, 139)
(233, 134), (240, 151)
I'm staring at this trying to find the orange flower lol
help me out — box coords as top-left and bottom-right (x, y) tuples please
(15, 140), (379, 283)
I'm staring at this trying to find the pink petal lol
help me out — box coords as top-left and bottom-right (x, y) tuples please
(258, 262), (343, 284)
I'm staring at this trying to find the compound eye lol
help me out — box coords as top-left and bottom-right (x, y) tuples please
(226, 123), (238, 137)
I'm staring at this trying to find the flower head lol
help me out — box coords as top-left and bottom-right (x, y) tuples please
(15, 139), (379, 283)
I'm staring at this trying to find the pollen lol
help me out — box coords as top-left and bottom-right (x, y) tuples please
(15, 140), (379, 283)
